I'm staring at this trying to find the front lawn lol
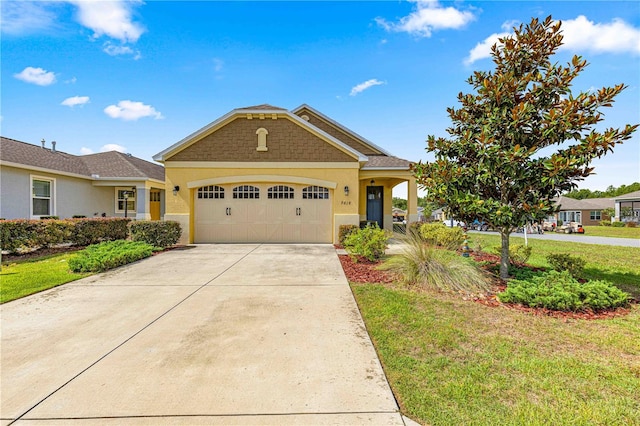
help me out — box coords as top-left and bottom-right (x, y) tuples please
(582, 225), (640, 239)
(1, 253), (91, 303)
(353, 283), (640, 425)
(470, 233), (640, 299)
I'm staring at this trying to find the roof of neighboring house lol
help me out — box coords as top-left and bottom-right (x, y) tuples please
(0, 136), (164, 182)
(615, 190), (640, 201)
(554, 195), (614, 211)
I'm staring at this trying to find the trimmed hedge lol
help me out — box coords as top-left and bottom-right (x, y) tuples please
(0, 218), (130, 253)
(129, 221), (182, 248)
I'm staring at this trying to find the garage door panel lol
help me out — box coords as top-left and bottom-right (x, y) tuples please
(195, 183), (332, 243)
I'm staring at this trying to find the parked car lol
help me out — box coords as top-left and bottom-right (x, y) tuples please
(557, 222), (585, 234)
(471, 219), (490, 231)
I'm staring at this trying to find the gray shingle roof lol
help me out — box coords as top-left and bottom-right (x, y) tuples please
(1, 136), (164, 181)
(554, 195), (614, 210)
(362, 155), (412, 169)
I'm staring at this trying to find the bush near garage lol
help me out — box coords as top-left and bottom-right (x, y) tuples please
(343, 224), (389, 262)
(129, 221), (182, 248)
(68, 240), (155, 273)
(338, 224), (358, 245)
(419, 223), (464, 250)
(70, 218), (130, 246)
(497, 270), (630, 312)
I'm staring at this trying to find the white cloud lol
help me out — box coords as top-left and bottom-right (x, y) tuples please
(350, 79), (386, 96)
(464, 31), (510, 65)
(465, 16), (640, 65)
(80, 147), (94, 155)
(65, 77), (77, 84)
(69, 0), (145, 43)
(100, 144), (127, 153)
(104, 100), (164, 121)
(61, 96), (90, 107)
(14, 67), (56, 86)
(560, 16), (640, 55)
(103, 41), (141, 59)
(0, 1), (58, 35)
(376, 0), (475, 38)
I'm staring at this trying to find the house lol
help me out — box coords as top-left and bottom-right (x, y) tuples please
(614, 190), (640, 223)
(0, 137), (165, 220)
(552, 195), (615, 226)
(153, 104), (418, 244)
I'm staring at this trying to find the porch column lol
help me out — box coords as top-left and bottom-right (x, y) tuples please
(407, 177), (418, 223)
(135, 186), (151, 220)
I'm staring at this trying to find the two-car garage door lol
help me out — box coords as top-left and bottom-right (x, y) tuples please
(194, 184), (332, 243)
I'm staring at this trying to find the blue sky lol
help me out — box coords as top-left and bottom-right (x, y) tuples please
(2, 0), (639, 197)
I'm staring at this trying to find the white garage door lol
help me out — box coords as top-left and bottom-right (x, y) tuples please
(194, 184), (332, 243)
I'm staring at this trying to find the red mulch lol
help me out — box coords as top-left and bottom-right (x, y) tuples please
(338, 255), (395, 284)
(339, 250), (634, 320)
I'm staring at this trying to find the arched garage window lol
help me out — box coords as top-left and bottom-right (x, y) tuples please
(197, 185), (224, 199)
(268, 185), (294, 199)
(233, 185), (260, 199)
(302, 186), (329, 199)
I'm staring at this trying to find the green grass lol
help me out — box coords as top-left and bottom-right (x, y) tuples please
(352, 283), (640, 426)
(582, 226), (640, 239)
(470, 233), (640, 298)
(1, 253), (90, 303)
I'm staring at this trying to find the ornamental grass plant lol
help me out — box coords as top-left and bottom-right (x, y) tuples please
(381, 232), (491, 294)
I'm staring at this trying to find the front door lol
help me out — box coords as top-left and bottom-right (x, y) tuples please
(150, 190), (161, 221)
(366, 186), (383, 228)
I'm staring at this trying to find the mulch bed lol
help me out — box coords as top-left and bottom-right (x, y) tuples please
(339, 250), (633, 320)
(2, 246), (84, 263)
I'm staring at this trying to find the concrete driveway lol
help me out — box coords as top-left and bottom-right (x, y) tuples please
(1, 244), (415, 425)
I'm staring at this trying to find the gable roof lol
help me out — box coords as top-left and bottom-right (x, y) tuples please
(153, 104), (413, 170)
(0, 136), (164, 182)
(153, 105), (368, 163)
(615, 190), (640, 201)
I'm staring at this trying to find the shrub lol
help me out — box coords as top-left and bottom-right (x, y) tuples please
(419, 223), (464, 250)
(626, 221), (637, 228)
(381, 233), (491, 294)
(129, 221), (182, 248)
(497, 270), (629, 312)
(611, 221), (626, 228)
(39, 216), (60, 220)
(343, 224), (389, 262)
(546, 253), (586, 278)
(599, 220), (612, 227)
(68, 240), (154, 273)
(70, 218), (130, 246)
(39, 220), (74, 248)
(338, 224), (358, 245)
(0, 220), (42, 253)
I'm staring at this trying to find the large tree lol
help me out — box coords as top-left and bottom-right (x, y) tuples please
(412, 16), (637, 279)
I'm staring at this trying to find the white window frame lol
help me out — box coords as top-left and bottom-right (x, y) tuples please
(30, 175), (56, 218)
(590, 211), (601, 221)
(115, 188), (136, 213)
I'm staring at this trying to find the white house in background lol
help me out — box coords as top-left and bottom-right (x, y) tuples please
(0, 137), (165, 220)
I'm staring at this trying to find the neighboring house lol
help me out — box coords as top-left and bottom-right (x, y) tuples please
(0, 137), (165, 220)
(614, 190), (640, 223)
(153, 104), (418, 244)
(552, 195), (615, 226)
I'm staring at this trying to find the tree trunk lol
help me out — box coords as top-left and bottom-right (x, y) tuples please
(500, 230), (510, 279)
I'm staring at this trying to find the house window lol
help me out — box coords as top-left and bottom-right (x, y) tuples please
(233, 185), (259, 199)
(32, 177), (54, 217)
(559, 211), (581, 223)
(268, 185), (294, 199)
(198, 185), (224, 199)
(116, 188), (136, 212)
(150, 191), (161, 202)
(302, 186), (329, 199)
(590, 211), (601, 221)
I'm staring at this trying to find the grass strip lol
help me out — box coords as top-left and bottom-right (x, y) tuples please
(352, 283), (640, 426)
(1, 253), (90, 303)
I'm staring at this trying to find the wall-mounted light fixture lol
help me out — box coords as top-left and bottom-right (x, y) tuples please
(344, 185), (349, 196)
(370, 179), (375, 186)
(173, 185), (180, 196)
